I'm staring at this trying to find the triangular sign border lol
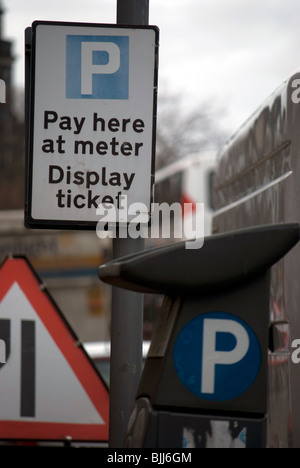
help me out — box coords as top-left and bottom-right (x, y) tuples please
(0, 255), (109, 442)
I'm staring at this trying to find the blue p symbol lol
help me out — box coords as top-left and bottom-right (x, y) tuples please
(66, 35), (129, 99)
(173, 312), (261, 401)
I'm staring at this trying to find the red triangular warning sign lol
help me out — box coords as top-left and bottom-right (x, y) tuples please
(0, 256), (109, 442)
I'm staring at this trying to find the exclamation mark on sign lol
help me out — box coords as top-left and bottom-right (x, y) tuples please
(21, 320), (35, 417)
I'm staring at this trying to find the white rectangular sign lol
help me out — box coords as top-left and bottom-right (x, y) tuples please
(25, 21), (159, 229)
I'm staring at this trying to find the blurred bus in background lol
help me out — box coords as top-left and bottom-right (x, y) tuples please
(212, 69), (300, 448)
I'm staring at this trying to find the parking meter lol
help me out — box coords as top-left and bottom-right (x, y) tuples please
(99, 223), (300, 448)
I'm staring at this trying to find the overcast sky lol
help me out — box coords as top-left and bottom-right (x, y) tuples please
(3, 0), (300, 139)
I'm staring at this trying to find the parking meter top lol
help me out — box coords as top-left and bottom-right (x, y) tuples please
(98, 223), (300, 295)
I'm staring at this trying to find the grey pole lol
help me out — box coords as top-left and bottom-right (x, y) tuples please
(108, 0), (149, 448)
(117, 0), (149, 25)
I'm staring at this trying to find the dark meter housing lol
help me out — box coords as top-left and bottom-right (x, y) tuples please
(99, 223), (300, 448)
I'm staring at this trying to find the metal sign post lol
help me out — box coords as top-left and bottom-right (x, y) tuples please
(24, 1), (158, 448)
(108, 0), (152, 449)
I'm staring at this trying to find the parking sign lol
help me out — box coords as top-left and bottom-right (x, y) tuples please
(173, 311), (261, 401)
(25, 21), (159, 229)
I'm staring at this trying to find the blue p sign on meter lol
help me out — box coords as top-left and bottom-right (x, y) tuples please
(173, 312), (262, 401)
(25, 21), (159, 229)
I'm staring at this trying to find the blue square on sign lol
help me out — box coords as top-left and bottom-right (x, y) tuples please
(66, 35), (129, 99)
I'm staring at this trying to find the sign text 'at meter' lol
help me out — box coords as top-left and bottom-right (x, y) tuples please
(25, 21), (159, 229)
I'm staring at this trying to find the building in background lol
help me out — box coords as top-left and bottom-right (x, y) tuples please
(0, 1), (24, 210)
